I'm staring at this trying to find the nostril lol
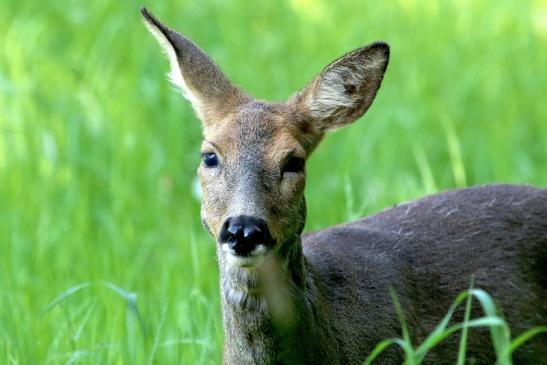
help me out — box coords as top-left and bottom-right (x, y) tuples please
(220, 218), (236, 244)
(227, 223), (242, 237)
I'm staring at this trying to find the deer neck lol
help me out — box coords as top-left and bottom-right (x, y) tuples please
(218, 236), (339, 364)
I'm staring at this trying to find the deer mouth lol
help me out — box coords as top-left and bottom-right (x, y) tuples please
(221, 243), (271, 268)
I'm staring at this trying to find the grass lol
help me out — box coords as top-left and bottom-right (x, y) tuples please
(0, 0), (546, 363)
(363, 285), (547, 364)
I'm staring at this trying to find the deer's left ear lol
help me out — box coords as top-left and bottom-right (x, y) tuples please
(290, 42), (389, 131)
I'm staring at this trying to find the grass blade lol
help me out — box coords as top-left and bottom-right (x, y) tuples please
(102, 282), (147, 363)
(363, 338), (398, 365)
(390, 288), (417, 365)
(148, 302), (168, 365)
(469, 289), (511, 365)
(457, 281), (473, 365)
(414, 290), (469, 361)
(509, 326), (547, 354)
(42, 282), (93, 315)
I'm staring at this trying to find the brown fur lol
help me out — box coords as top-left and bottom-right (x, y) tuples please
(142, 7), (547, 364)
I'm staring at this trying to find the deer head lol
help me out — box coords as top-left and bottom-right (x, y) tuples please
(142, 7), (389, 270)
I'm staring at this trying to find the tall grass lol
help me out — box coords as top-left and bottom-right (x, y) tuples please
(1, 0), (546, 363)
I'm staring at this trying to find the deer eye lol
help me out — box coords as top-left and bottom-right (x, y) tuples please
(282, 156), (305, 174)
(202, 152), (219, 168)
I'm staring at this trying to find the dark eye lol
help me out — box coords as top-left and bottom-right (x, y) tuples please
(202, 152), (219, 168)
(283, 156), (305, 174)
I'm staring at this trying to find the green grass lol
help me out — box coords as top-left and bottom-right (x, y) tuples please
(0, 0), (546, 363)
(363, 285), (547, 364)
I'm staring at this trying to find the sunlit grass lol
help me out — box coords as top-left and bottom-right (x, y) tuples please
(1, 0), (546, 363)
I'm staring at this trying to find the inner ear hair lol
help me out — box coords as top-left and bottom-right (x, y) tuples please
(292, 42), (390, 131)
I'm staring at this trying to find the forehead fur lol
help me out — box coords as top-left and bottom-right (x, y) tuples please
(203, 101), (322, 157)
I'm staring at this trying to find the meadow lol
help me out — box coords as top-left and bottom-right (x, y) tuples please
(1, 0), (546, 363)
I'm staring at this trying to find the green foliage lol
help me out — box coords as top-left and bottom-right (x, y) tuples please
(0, 0), (545, 363)
(364, 288), (547, 364)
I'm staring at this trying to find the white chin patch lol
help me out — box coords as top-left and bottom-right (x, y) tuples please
(222, 244), (268, 268)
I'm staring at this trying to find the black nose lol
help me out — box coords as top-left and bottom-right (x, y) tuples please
(219, 215), (273, 256)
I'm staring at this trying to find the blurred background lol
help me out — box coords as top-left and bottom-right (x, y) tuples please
(1, 0), (546, 363)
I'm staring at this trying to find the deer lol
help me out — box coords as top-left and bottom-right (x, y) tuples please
(141, 7), (547, 364)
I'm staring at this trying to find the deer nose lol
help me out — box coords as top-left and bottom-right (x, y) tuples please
(219, 215), (273, 256)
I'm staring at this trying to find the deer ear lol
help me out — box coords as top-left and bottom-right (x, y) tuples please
(141, 7), (248, 122)
(290, 42), (389, 131)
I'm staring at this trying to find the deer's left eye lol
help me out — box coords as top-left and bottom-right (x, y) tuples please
(202, 152), (219, 168)
(283, 157), (305, 174)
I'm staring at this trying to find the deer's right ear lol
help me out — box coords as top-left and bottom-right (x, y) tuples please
(141, 7), (248, 123)
(289, 42), (389, 132)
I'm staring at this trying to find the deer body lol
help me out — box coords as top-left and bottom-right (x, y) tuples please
(303, 184), (547, 364)
(142, 8), (547, 364)
(220, 184), (547, 364)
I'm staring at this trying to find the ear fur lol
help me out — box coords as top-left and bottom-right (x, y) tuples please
(141, 7), (248, 122)
(290, 42), (389, 131)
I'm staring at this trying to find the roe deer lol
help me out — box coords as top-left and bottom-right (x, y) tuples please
(141, 7), (547, 364)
